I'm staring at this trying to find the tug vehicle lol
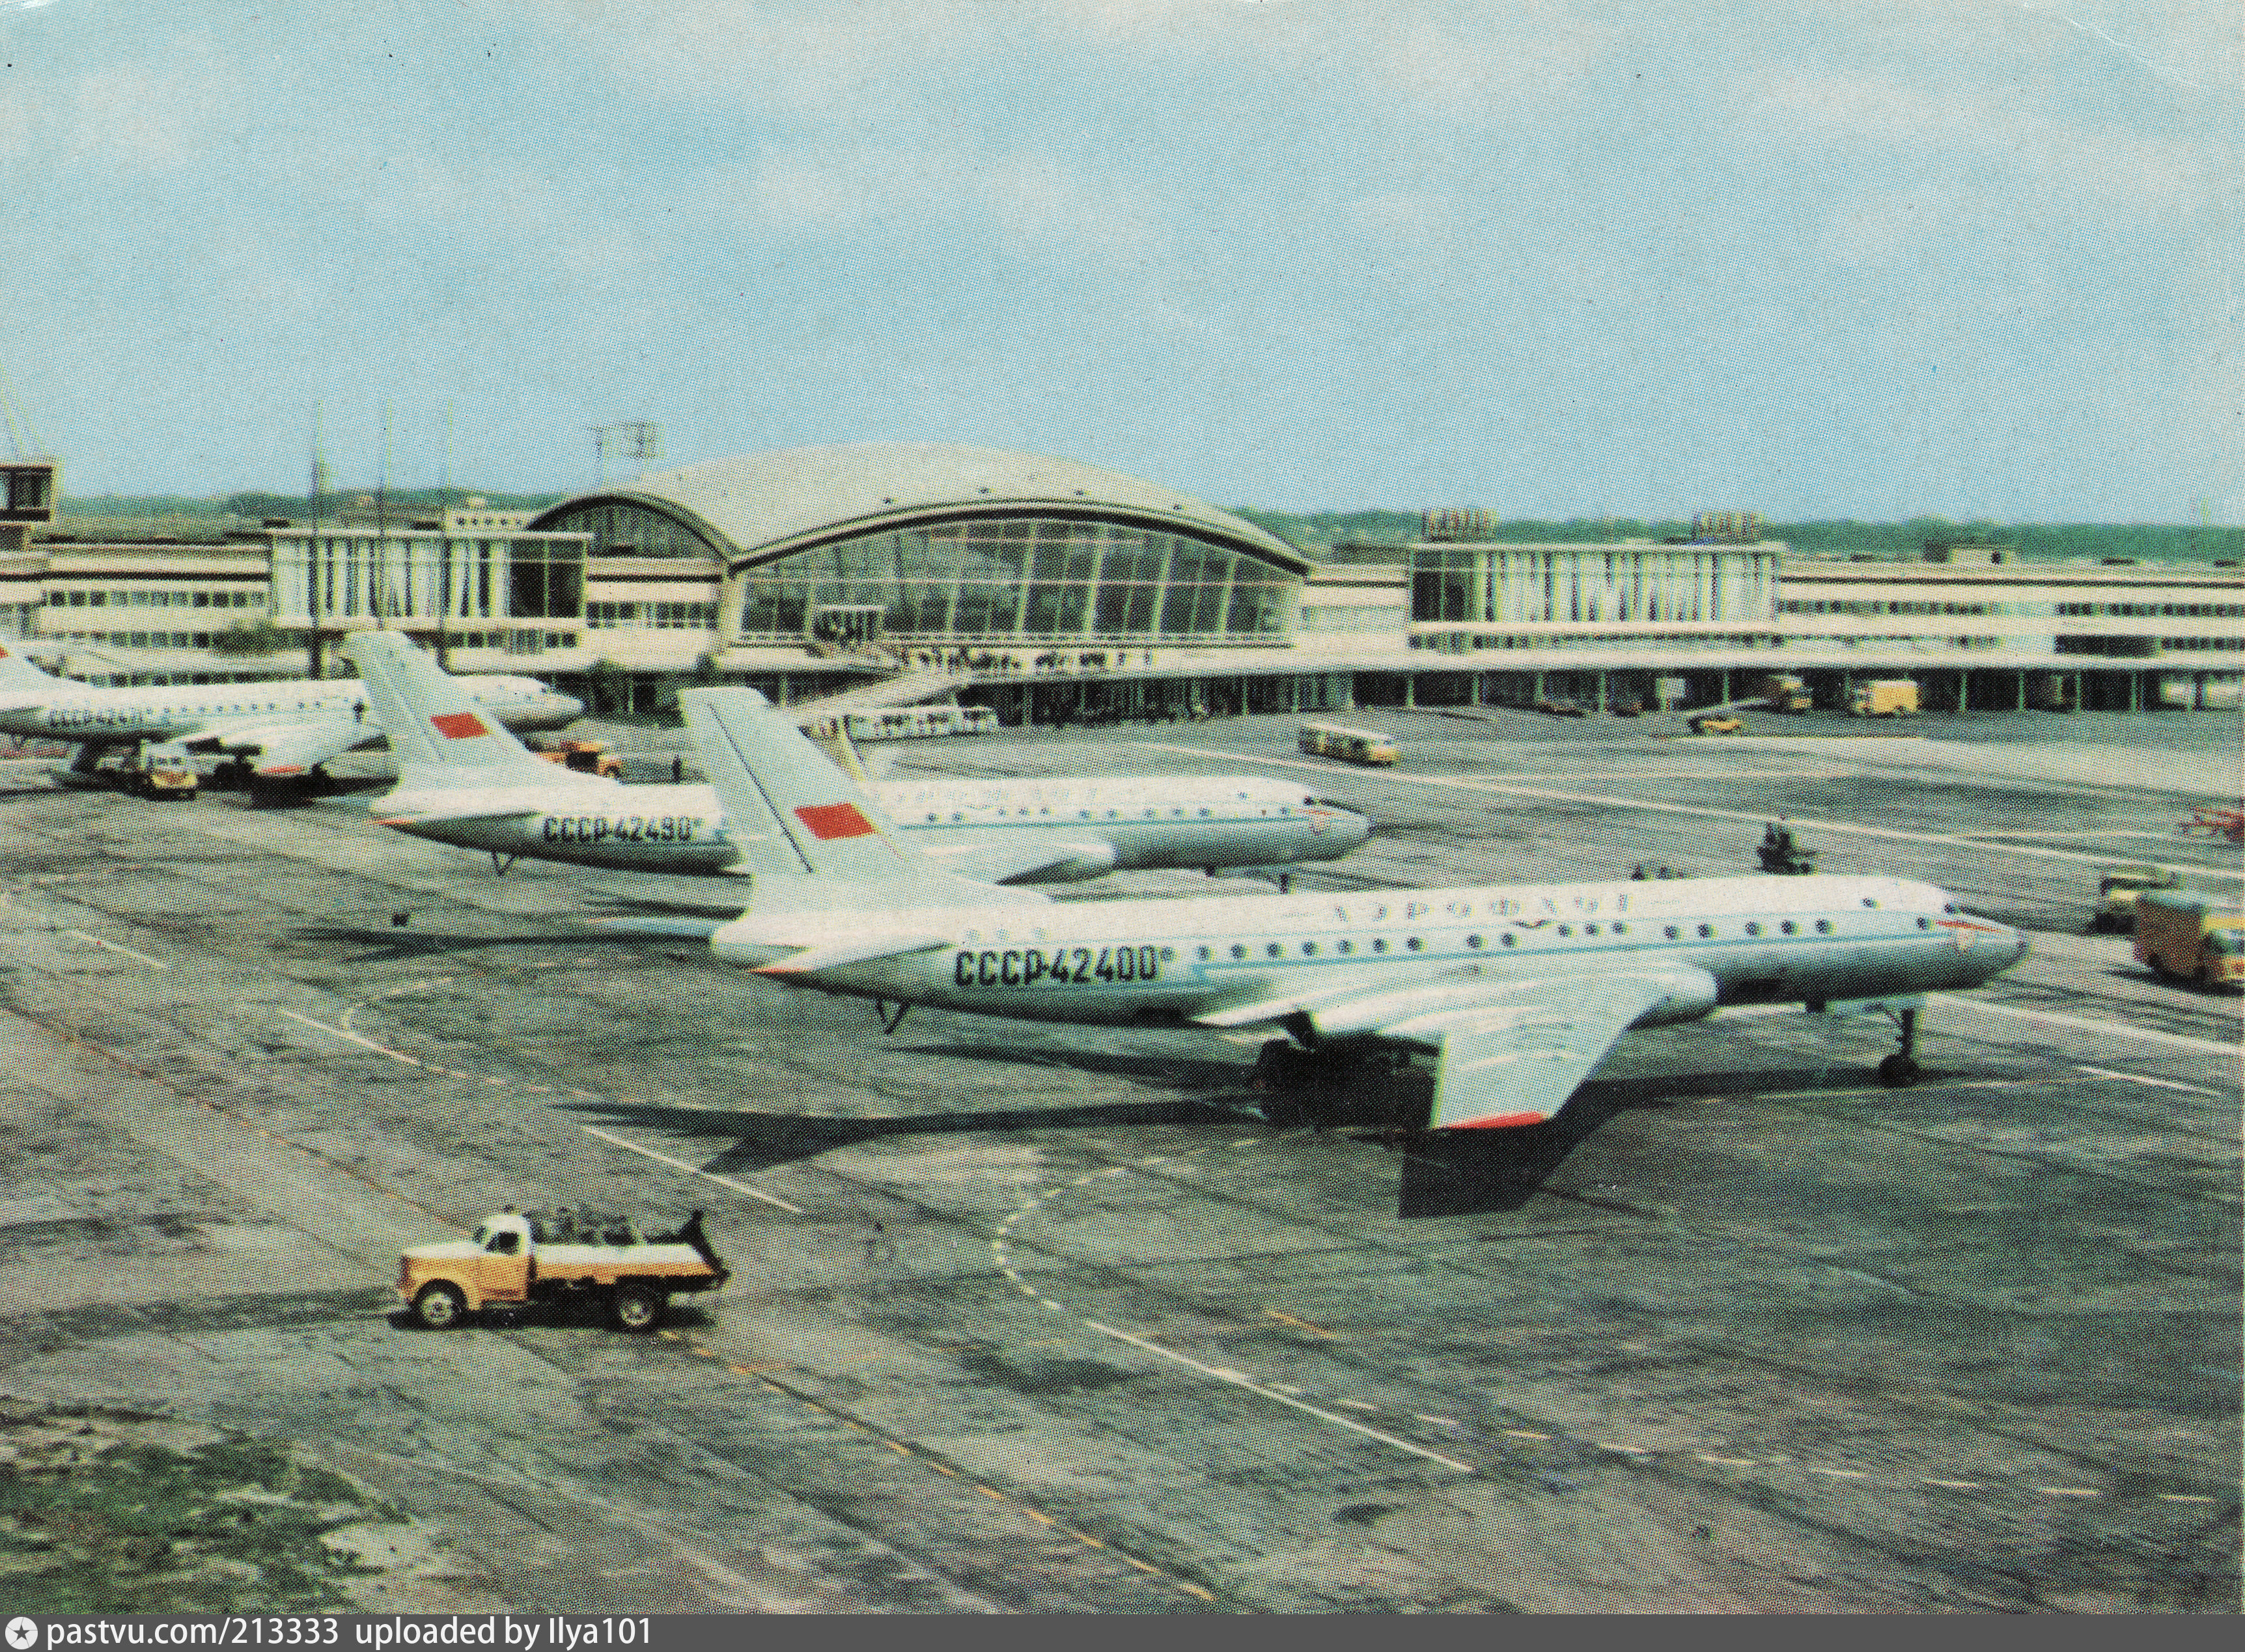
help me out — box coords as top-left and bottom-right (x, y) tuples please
(398, 1208), (728, 1332)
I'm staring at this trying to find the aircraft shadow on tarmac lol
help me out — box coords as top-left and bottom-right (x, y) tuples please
(565, 1094), (1243, 1175)
(290, 924), (691, 965)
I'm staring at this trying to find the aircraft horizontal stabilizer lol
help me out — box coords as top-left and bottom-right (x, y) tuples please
(208, 712), (372, 777)
(585, 915), (732, 941)
(751, 931), (954, 976)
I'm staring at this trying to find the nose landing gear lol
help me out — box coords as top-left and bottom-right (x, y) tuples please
(1878, 1006), (1921, 1088)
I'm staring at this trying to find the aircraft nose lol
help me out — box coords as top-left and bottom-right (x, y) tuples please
(551, 691), (585, 719)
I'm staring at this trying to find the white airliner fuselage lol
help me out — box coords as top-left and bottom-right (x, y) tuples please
(717, 874), (2018, 1026)
(374, 770), (1372, 880)
(0, 640), (579, 782)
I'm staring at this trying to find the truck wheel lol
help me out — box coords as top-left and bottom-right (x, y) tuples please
(611, 1284), (665, 1334)
(413, 1282), (468, 1330)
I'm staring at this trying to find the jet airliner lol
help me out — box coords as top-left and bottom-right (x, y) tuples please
(0, 638), (580, 789)
(344, 631), (1372, 884)
(670, 687), (2029, 1132)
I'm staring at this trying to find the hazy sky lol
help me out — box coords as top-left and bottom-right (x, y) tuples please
(3, 1), (2238, 521)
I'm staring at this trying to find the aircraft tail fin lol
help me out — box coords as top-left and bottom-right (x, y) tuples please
(678, 687), (928, 884)
(342, 631), (561, 785)
(0, 640), (57, 692)
(680, 686), (1040, 909)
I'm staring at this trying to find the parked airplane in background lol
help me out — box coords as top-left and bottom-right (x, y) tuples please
(670, 686), (2029, 1132)
(0, 638), (579, 790)
(345, 632), (1371, 884)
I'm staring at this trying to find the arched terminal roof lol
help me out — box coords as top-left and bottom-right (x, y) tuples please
(528, 443), (1308, 575)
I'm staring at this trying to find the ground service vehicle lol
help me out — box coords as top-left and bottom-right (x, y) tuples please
(534, 738), (624, 778)
(399, 1209), (729, 1332)
(1761, 674), (1813, 713)
(2181, 805), (2244, 845)
(2134, 891), (2245, 988)
(1298, 722), (1400, 766)
(1848, 680), (1919, 717)
(1689, 713), (1746, 735)
(2094, 864), (2182, 931)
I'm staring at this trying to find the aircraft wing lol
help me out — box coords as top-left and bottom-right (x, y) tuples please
(189, 711), (378, 776)
(1198, 964), (1718, 1130)
(919, 838), (1119, 886)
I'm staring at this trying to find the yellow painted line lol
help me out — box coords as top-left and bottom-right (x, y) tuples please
(885, 1440), (912, 1456)
(2038, 1486), (2102, 1498)
(1021, 1507), (1055, 1525)
(1072, 1533), (1106, 1550)
(2158, 1494), (2216, 1504)
(975, 1484), (1008, 1502)
(926, 1461), (957, 1476)
(1597, 1442), (1651, 1455)
(1264, 1309), (1339, 1338)
(1922, 1478), (1985, 1490)
(1697, 1453), (1757, 1467)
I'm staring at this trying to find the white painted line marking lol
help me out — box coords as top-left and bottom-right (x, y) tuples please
(578, 1124), (805, 1214)
(1081, 1319), (1475, 1473)
(1922, 1478), (1985, 1490)
(1335, 1398), (1379, 1412)
(1503, 1429), (1551, 1441)
(279, 1008), (424, 1066)
(63, 929), (169, 970)
(1934, 994), (2240, 1058)
(2158, 1494), (2216, 1503)
(1416, 1414), (1460, 1427)
(1597, 1442), (1651, 1455)
(2038, 1486), (2102, 1498)
(2072, 1063), (2224, 1096)
(1805, 1466), (1867, 1480)
(1697, 1453), (1757, 1467)
(1145, 743), (2245, 879)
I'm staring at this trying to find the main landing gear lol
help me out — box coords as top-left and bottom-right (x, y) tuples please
(1249, 1031), (1406, 1127)
(1878, 1006), (1921, 1088)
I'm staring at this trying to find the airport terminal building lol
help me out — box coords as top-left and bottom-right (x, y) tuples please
(3, 445), (2238, 717)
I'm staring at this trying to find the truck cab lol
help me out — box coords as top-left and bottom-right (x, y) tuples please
(2094, 864), (2182, 931)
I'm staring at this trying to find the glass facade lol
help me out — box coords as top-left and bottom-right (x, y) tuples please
(270, 532), (588, 625)
(538, 501), (723, 561)
(735, 517), (1294, 644)
(1411, 545), (1778, 626)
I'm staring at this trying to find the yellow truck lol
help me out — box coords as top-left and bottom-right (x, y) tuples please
(1847, 679), (1919, 717)
(398, 1207), (729, 1332)
(2134, 890), (2245, 989)
(1760, 674), (1813, 713)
